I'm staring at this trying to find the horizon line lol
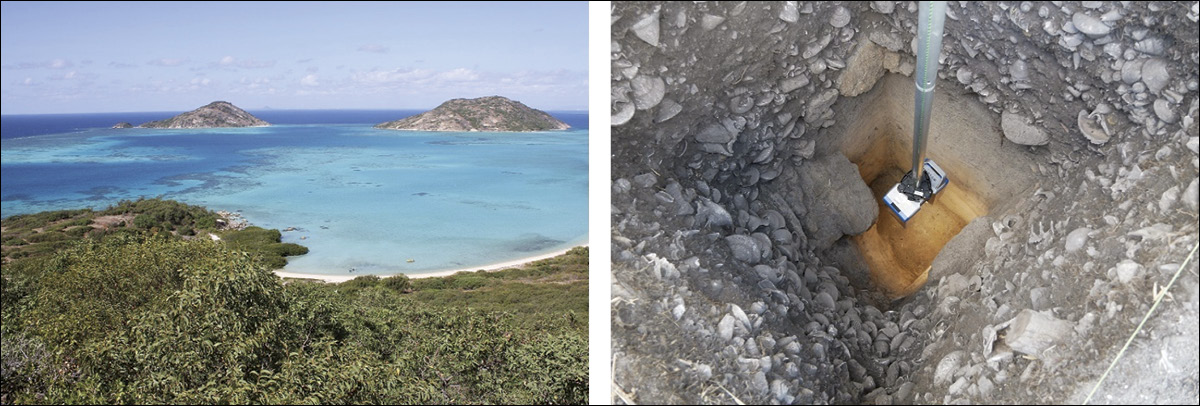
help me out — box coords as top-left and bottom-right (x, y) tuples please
(1, 107), (591, 116)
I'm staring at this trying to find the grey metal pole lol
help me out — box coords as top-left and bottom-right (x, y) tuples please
(912, 1), (947, 182)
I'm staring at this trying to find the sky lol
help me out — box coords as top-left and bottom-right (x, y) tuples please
(0, 1), (588, 114)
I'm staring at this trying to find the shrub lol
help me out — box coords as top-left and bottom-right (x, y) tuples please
(0, 332), (55, 403)
(269, 243), (309, 256)
(222, 227), (281, 246)
(65, 226), (91, 238)
(449, 275), (489, 291)
(103, 197), (219, 232)
(26, 240), (75, 257)
(412, 277), (447, 290)
(382, 274), (412, 292)
(1, 235), (27, 246)
(1, 209), (90, 230)
(24, 231), (68, 244)
(132, 213), (158, 229)
(260, 254), (287, 270)
(83, 239), (290, 404)
(89, 227), (137, 242)
(341, 275), (380, 291)
(1, 203), (588, 404)
(28, 237), (204, 354)
(194, 216), (216, 230)
(220, 228), (306, 268)
(50, 216), (93, 232)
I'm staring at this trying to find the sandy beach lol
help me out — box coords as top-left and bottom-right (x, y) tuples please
(273, 244), (587, 283)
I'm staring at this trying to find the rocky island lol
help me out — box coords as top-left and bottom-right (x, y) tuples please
(111, 122), (133, 129)
(375, 96), (569, 132)
(139, 101), (269, 129)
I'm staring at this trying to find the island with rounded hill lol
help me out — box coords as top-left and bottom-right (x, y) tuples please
(375, 96), (569, 132)
(138, 101), (269, 129)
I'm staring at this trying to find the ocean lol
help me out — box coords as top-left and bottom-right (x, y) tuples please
(1, 110), (588, 277)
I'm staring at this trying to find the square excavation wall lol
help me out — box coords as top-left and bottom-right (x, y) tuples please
(825, 74), (1039, 298)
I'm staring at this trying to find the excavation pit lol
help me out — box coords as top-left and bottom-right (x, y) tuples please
(610, 2), (1199, 404)
(851, 138), (985, 298)
(825, 74), (1039, 298)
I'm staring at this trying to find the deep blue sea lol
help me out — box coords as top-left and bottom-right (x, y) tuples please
(1, 110), (588, 277)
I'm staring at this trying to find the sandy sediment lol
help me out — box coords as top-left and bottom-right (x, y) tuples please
(272, 244), (587, 283)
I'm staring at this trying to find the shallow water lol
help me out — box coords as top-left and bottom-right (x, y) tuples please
(1, 112), (587, 276)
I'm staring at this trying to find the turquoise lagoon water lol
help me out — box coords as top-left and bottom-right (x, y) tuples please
(1, 111), (588, 276)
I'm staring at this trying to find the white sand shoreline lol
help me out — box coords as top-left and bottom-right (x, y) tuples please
(273, 244), (588, 283)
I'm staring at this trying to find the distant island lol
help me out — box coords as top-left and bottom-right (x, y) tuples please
(111, 122), (133, 129)
(137, 101), (269, 129)
(375, 96), (569, 132)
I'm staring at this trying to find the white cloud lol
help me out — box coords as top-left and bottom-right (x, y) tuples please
(3, 59), (74, 70)
(148, 58), (189, 67)
(48, 70), (78, 80)
(183, 77), (213, 91)
(357, 44), (389, 53)
(344, 67), (586, 100)
(351, 68), (435, 85)
(229, 77), (274, 94)
(300, 74), (319, 87)
(214, 56), (276, 69)
(436, 68), (480, 82)
(349, 68), (482, 87)
(238, 59), (276, 69)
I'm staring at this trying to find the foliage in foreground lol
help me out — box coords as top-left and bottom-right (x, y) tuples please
(1, 235), (587, 404)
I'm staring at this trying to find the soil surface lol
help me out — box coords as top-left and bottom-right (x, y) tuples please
(611, 1), (1199, 404)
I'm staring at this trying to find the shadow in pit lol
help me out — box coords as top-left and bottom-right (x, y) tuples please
(821, 74), (1038, 300)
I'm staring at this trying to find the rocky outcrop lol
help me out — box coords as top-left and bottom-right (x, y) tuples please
(139, 101), (268, 129)
(111, 122), (133, 129)
(375, 96), (569, 132)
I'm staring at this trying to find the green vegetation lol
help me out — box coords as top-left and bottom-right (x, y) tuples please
(1, 202), (588, 404)
(1, 209), (93, 232)
(409, 246), (588, 316)
(106, 197), (219, 232)
(381, 274), (412, 292)
(219, 226), (309, 269)
(2, 198), (303, 269)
